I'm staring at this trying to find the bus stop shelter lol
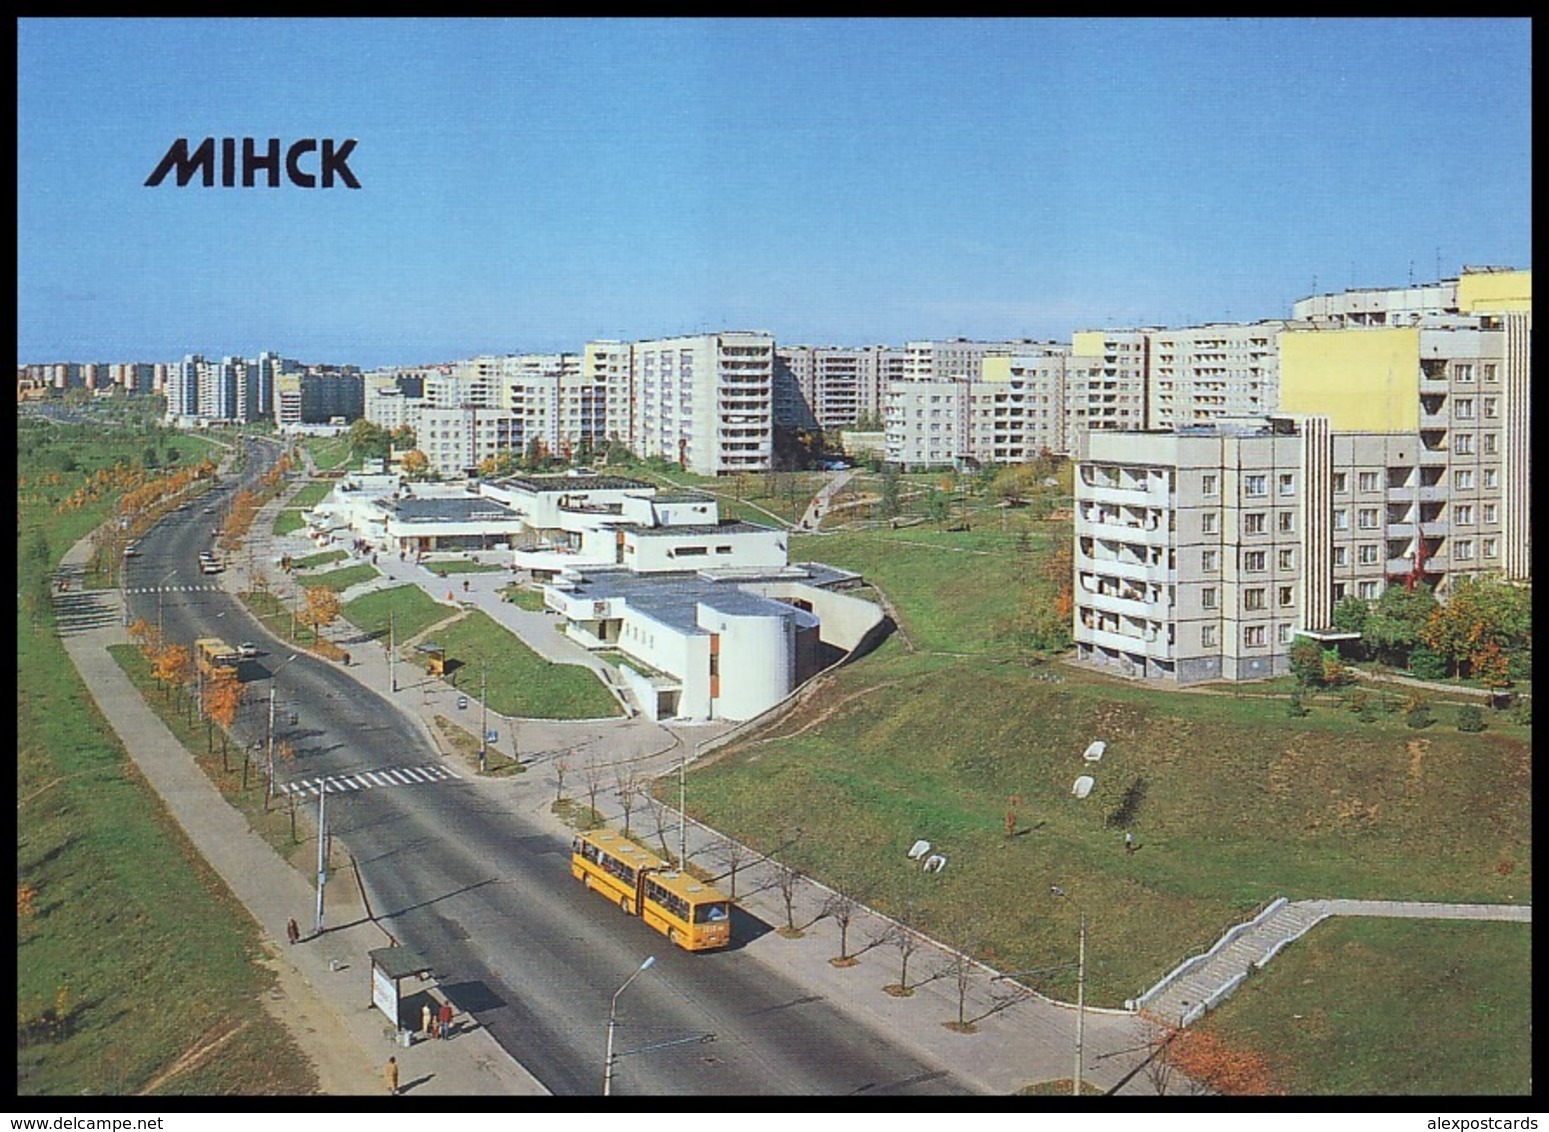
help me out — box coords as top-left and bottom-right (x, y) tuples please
(368, 945), (433, 1036)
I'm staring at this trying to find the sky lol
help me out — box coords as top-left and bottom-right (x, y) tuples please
(17, 18), (1532, 368)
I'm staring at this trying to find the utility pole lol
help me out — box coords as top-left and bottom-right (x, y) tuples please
(315, 786), (328, 935)
(479, 663), (488, 774)
(388, 608), (396, 692)
(679, 745), (688, 868)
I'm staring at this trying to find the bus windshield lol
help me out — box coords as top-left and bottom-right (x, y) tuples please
(693, 901), (730, 924)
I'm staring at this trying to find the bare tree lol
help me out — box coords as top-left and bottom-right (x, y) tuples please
(613, 764), (639, 835)
(553, 751), (571, 805)
(942, 948), (979, 1032)
(645, 788), (675, 863)
(823, 891), (861, 963)
(1139, 1014), (1181, 1097)
(717, 838), (749, 899)
(581, 755), (605, 825)
(774, 864), (803, 934)
(878, 922), (922, 995)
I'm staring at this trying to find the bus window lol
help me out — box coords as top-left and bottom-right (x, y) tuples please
(694, 901), (730, 924)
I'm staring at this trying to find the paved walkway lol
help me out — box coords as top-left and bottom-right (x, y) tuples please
(1137, 895), (1530, 1028)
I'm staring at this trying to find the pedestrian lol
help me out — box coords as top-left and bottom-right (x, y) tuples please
(463, 579), (470, 593)
(438, 1000), (454, 1039)
(429, 1014), (439, 1040)
(286, 917), (300, 945)
(1124, 831), (1135, 855)
(421, 1003), (432, 1038)
(385, 1056), (399, 1096)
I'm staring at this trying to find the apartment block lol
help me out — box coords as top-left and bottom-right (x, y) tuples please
(631, 332), (774, 476)
(1147, 322), (1291, 430)
(584, 341), (634, 443)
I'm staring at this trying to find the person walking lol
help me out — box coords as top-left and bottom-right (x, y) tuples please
(438, 1000), (454, 1039)
(286, 917), (300, 945)
(385, 1056), (399, 1096)
(421, 1003), (432, 1038)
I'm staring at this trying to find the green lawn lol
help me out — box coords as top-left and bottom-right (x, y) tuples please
(273, 509), (305, 536)
(304, 435), (353, 471)
(500, 584), (548, 611)
(288, 480), (335, 509)
(297, 563), (379, 592)
(408, 609), (621, 719)
(1198, 918), (1531, 1095)
(428, 559), (508, 575)
(342, 584), (458, 643)
(292, 549), (348, 570)
(18, 424), (315, 1095)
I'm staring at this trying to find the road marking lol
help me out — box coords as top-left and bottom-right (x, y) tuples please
(277, 764), (462, 797)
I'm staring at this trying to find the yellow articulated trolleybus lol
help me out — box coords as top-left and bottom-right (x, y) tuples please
(571, 827), (733, 951)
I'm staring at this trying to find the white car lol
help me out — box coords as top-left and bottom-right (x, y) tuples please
(238, 642), (259, 659)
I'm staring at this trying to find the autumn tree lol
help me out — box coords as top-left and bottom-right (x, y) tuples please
(153, 644), (192, 710)
(1421, 575), (1532, 679)
(205, 669), (244, 768)
(1165, 1026), (1283, 1095)
(400, 449), (431, 479)
(302, 586), (342, 644)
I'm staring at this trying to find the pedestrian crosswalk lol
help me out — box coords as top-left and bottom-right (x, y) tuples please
(124, 584), (224, 594)
(277, 764), (463, 797)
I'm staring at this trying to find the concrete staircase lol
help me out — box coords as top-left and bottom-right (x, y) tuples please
(1131, 897), (1329, 1027)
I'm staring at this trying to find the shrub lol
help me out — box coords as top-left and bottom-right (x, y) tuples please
(1509, 697), (1531, 726)
(1406, 701), (1434, 729)
(1455, 705), (1486, 733)
(1408, 645), (1448, 681)
(1285, 690), (1309, 718)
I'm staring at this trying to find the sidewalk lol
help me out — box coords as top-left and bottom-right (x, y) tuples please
(56, 522), (545, 1096)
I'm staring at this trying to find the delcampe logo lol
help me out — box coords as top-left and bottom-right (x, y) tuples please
(145, 138), (360, 188)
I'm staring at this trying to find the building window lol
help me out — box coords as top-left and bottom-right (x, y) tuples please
(1202, 474), (1218, 496)
(1202, 587), (1217, 609)
(1358, 471), (1379, 492)
(1244, 550), (1266, 571)
(1278, 511), (1295, 533)
(1454, 364), (1474, 383)
(1483, 503), (1497, 523)
(1201, 512), (1217, 535)
(1280, 548), (1295, 570)
(1483, 537), (1498, 558)
(1279, 473), (1295, 496)
(1454, 539), (1474, 561)
(1279, 585), (1295, 608)
(1244, 474), (1267, 497)
(1202, 624), (1218, 648)
(1455, 398), (1475, 420)
(1333, 509), (1349, 530)
(1202, 549), (1219, 572)
(1244, 625), (1266, 647)
(1333, 582), (1347, 601)
(1358, 544), (1379, 565)
(1244, 588), (1266, 611)
(1483, 397), (1498, 419)
(1482, 468), (1497, 489)
(1358, 508), (1379, 529)
(1454, 433), (1474, 455)
(1455, 469), (1475, 490)
(1483, 432), (1497, 455)
(1332, 472), (1348, 493)
(1358, 580), (1380, 600)
(1482, 363), (1497, 382)
(1244, 512), (1266, 534)
(1454, 504), (1473, 525)
(1278, 623), (1292, 644)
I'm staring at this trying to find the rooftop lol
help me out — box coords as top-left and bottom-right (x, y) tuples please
(556, 567), (822, 636)
(393, 496), (521, 524)
(629, 520), (779, 538)
(497, 474), (651, 494)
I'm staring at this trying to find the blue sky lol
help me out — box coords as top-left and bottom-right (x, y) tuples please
(17, 18), (1531, 367)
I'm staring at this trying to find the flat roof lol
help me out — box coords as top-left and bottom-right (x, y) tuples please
(498, 474), (651, 494)
(629, 521), (778, 538)
(558, 568), (820, 636)
(394, 497), (520, 524)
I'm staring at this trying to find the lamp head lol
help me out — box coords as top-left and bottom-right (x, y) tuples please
(640, 955), (656, 972)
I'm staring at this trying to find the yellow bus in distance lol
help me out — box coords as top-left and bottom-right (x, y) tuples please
(571, 828), (733, 952)
(195, 637), (241, 681)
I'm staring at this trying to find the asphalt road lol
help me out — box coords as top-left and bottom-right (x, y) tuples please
(122, 441), (968, 1096)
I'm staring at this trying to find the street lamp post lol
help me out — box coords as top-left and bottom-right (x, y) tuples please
(678, 745), (687, 867)
(603, 955), (656, 1097)
(479, 664), (488, 774)
(266, 654), (300, 806)
(1051, 885), (1086, 1097)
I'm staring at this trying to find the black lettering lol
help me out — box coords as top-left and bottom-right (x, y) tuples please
(321, 139), (360, 188)
(285, 139), (317, 188)
(222, 137), (236, 187)
(145, 137), (215, 187)
(244, 137), (281, 187)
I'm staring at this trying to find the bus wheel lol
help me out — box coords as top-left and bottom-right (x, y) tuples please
(668, 928), (680, 947)
(620, 896), (631, 914)
(582, 874), (591, 890)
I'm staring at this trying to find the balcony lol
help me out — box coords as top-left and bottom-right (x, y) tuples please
(1079, 482), (1169, 508)
(1077, 553), (1148, 583)
(1386, 522), (1416, 539)
(1080, 589), (1153, 619)
(1420, 520), (1449, 537)
(1077, 516), (1172, 548)
(1077, 624), (1172, 660)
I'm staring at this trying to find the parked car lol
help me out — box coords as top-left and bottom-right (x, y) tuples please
(238, 642), (258, 659)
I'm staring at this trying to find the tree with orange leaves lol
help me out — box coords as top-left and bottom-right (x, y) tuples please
(205, 669), (244, 766)
(1163, 1025), (1283, 1096)
(152, 644), (192, 712)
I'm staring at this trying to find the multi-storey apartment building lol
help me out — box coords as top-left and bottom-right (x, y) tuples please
(1147, 322), (1292, 430)
(774, 345), (909, 432)
(1074, 266), (1530, 684)
(1068, 330), (1151, 435)
(631, 332), (775, 476)
(584, 341), (634, 444)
